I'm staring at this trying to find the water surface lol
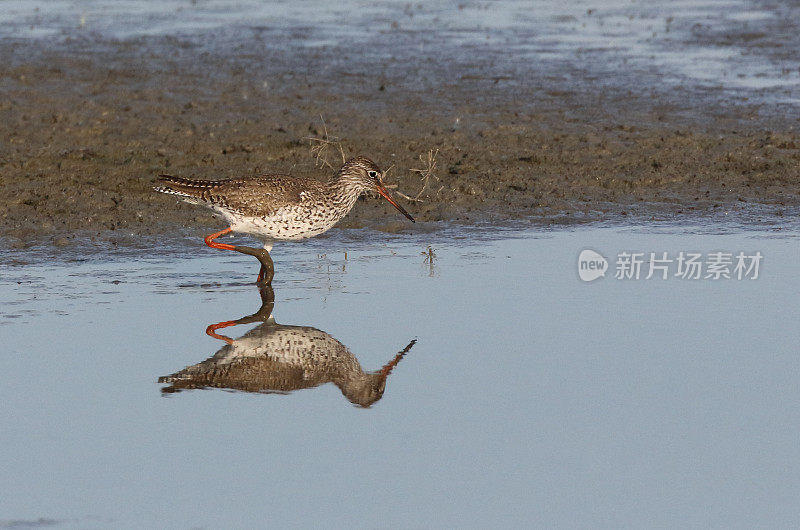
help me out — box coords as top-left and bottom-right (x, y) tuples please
(1, 225), (798, 527)
(4, 0), (799, 105)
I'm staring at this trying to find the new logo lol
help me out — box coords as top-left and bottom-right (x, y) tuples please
(578, 249), (608, 282)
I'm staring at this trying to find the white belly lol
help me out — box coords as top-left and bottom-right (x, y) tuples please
(216, 205), (344, 242)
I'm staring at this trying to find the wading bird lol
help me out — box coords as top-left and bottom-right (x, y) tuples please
(154, 156), (414, 283)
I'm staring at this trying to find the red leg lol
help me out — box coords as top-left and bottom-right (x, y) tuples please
(204, 227), (235, 251)
(205, 227), (274, 284)
(205, 320), (237, 345)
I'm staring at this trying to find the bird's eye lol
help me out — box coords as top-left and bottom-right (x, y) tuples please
(368, 170), (378, 178)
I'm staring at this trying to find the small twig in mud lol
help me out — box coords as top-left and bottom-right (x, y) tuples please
(402, 148), (441, 202)
(381, 165), (419, 201)
(304, 116), (347, 170)
(394, 190), (423, 202)
(421, 246), (437, 277)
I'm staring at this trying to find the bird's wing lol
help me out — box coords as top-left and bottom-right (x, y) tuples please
(212, 176), (324, 217)
(156, 174), (325, 217)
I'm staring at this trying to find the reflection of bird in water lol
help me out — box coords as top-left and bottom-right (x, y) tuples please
(159, 286), (415, 407)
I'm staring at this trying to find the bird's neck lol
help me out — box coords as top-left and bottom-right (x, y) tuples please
(326, 175), (363, 212)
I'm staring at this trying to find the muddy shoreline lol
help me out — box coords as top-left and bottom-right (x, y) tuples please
(1, 22), (799, 252)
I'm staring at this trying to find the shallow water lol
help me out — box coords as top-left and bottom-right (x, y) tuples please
(4, 0), (799, 105)
(1, 225), (799, 528)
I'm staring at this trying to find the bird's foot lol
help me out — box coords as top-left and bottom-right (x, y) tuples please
(205, 285), (276, 343)
(256, 263), (274, 285)
(231, 244), (274, 285)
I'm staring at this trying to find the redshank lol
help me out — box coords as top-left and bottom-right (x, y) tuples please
(154, 156), (414, 284)
(159, 285), (415, 407)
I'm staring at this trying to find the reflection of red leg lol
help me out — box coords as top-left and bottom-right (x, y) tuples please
(205, 320), (237, 345)
(256, 264), (266, 283)
(204, 227), (235, 251)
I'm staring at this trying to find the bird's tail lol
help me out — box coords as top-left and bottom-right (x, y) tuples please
(153, 175), (223, 199)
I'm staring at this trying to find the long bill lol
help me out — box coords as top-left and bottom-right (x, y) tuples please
(379, 339), (417, 377)
(375, 184), (415, 222)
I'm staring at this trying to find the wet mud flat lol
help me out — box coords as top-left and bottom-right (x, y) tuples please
(1, 1), (800, 251)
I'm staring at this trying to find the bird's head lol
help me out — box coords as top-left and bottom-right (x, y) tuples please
(338, 156), (415, 222)
(342, 373), (388, 408)
(342, 338), (415, 408)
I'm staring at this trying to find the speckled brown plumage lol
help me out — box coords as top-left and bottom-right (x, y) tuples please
(154, 156), (413, 241)
(155, 173), (328, 218)
(153, 156), (414, 284)
(158, 320), (415, 407)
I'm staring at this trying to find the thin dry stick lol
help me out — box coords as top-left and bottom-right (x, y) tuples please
(396, 148), (440, 202)
(381, 164), (397, 187)
(304, 116), (347, 170)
